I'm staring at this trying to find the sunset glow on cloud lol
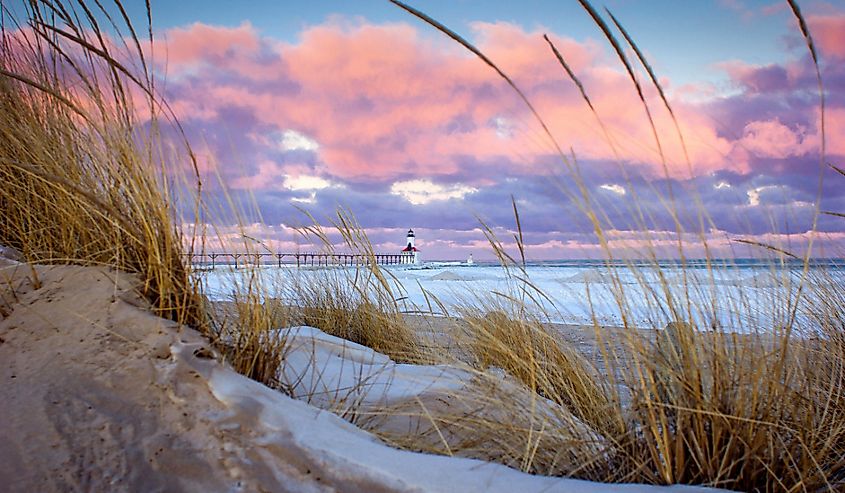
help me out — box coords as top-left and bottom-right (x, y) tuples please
(137, 1), (845, 259)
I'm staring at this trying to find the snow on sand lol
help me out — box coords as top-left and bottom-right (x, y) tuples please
(0, 253), (720, 492)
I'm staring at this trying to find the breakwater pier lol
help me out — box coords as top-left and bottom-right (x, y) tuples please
(183, 252), (411, 268)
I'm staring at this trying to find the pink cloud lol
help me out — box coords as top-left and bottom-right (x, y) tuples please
(162, 22), (262, 66)
(737, 118), (817, 159)
(826, 108), (845, 157)
(808, 14), (845, 60)
(148, 19), (830, 190)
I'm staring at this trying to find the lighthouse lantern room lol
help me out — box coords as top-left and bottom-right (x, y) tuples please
(400, 228), (419, 264)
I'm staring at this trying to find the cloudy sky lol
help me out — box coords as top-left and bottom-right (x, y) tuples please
(59, 1), (845, 259)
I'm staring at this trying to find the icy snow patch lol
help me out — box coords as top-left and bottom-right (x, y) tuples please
(206, 339), (722, 493)
(277, 325), (469, 414)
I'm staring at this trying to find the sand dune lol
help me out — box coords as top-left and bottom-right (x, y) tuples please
(0, 260), (299, 491)
(0, 255), (717, 492)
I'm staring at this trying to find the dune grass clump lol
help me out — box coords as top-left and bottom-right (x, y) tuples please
(461, 307), (618, 432)
(207, 276), (291, 385)
(0, 2), (205, 329)
(295, 279), (420, 362)
(290, 209), (424, 363)
(624, 291), (845, 490)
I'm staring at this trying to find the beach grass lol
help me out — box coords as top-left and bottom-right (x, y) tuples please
(1, 1), (844, 492)
(0, 1), (205, 329)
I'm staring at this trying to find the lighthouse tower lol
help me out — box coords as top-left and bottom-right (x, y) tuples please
(400, 228), (420, 265)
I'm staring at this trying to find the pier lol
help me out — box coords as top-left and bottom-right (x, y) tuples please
(183, 252), (411, 269)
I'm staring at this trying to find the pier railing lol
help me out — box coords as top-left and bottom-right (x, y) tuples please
(182, 252), (411, 269)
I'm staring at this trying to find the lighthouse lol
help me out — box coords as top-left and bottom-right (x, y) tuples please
(400, 228), (420, 265)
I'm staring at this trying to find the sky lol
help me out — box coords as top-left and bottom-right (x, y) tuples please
(11, 0), (845, 259)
